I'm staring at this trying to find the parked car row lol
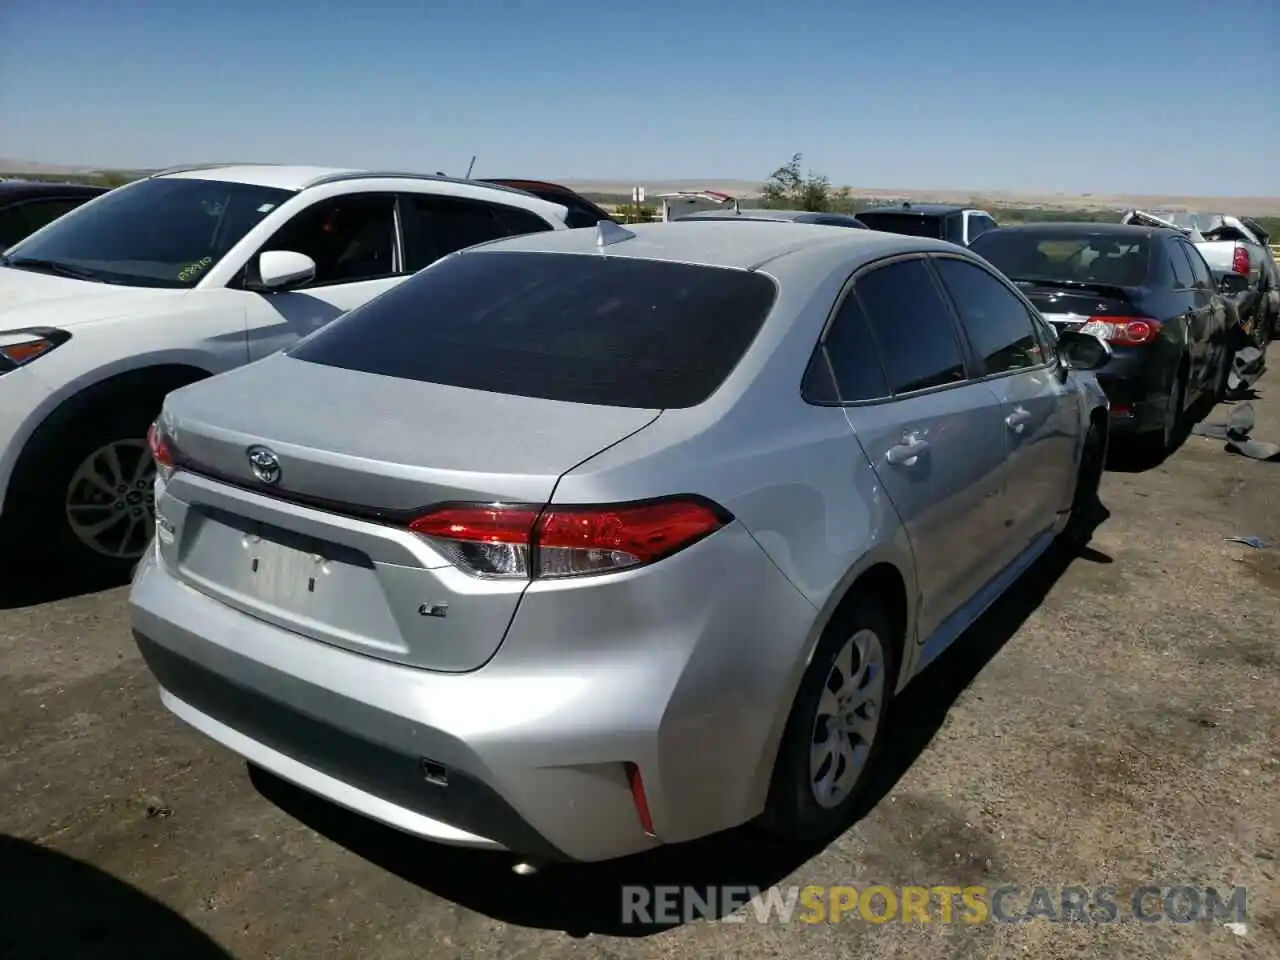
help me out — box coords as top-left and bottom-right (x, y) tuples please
(1121, 209), (1277, 352)
(0, 164), (1267, 871)
(967, 222), (1237, 458)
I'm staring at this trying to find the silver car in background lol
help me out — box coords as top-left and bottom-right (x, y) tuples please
(129, 220), (1112, 864)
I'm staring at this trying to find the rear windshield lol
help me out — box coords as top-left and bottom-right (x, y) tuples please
(855, 212), (944, 239)
(288, 250), (778, 409)
(971, 230), (1152, 287)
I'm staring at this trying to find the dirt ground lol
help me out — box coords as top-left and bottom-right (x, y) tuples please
(1, 385), (1277, 960)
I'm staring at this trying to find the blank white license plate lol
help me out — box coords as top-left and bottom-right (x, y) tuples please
(245, 538), (327, 608)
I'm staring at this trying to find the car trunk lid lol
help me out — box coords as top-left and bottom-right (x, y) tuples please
(155, 353), (660, 671)
(1013, 279), (1145, 334)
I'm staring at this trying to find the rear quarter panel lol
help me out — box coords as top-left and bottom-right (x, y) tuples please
(549, 248), (920, 814)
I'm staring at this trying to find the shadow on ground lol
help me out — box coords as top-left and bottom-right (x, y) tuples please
(0, 836), (233, 959)
(0, 553), (128, 610)
(251, 508), (1113, 939)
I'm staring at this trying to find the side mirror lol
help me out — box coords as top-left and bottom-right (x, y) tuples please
(248, 250), (316, 291)
(1057, 331), (1112, 372)
(1217, 272), (1249, 295)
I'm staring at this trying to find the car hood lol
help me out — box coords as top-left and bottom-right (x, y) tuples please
(0, 265), (190, 329)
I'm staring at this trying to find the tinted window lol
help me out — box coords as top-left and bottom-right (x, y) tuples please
(854, 258), (967, 393)
(944, 214), (967, 244)
(1167, 239), (1194, 289)
(970, 230), (1151, 287)
(855, 212), (944, 239)
(508, 187), (605, 228)
(0, 205), (27, 248)
(1180, 240), (1214, 289)
(812, 216), (867, 229)
(19, 198), (88, 233)
(492, 204), (556, 237)
(400, 195), (523, 272)
(968, 215), (996, 241)
(561, 201), (609, 228)
(813, 294), (891, 402)
(5, 177), (292, 288)
(934, 258), (1043, 375)
(258, 194), (397, 285)
(289, 251), (778, 409)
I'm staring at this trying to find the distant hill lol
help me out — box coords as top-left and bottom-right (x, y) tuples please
(2, 160), (1277, 216)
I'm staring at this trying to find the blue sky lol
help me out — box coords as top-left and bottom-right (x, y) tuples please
(2, 0), (1276, 195)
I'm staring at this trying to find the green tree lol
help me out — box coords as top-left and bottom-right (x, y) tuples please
(760, 153), (852, 212)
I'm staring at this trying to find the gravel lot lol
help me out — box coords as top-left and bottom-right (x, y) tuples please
(2, 386), (1277, 960)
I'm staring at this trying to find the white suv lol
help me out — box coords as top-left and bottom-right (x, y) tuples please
(0, 164), (571, 577)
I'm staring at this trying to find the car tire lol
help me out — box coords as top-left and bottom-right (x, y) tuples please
(759, 592), (899, 844)
(1139, 364), (1186, 460)
(1214, 341), (1234, 403)
(9, 398), (162, 583)
(1058, 418), (1106, 552)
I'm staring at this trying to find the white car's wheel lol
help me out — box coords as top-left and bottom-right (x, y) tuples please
(10, 398), (161, 581)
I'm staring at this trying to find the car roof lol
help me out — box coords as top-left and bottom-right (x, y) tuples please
(465, 219), (957, 271)
(859, 203), (969, 216)
(157, 165), (356, 190)
(150, 164), (556, 207)
(0, 179), (110, 200)
(677, 208), (862, 223)
(979, 222), (1161, 239)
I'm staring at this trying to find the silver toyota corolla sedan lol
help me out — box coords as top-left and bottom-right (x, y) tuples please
(129, 219), (1112, 864)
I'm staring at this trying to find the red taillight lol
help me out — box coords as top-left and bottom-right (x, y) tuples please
(408, 496), (730, 579)
(624, 762), (656, 837)
(1081, 315), (1161, 347)
(147, 420), (175, 479)
(1232, 245), (1250, 276)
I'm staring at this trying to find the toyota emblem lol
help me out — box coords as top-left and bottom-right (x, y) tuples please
(246, 445), (281, 485)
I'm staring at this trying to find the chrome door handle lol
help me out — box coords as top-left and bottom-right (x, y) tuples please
(1005, 407), (1031, 433)
(886, 434), (929, 465)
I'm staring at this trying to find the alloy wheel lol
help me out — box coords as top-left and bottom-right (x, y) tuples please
(809, 628), (886, 809)
(64, 440), (157, 559)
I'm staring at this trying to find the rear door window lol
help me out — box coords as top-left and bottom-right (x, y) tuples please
(805, 293), (891, 403)
(288, 251), (778, 409)
(933, 257), (1044, 375)
(399, 195), (524, 271)
(1179, 239), (1214, 290)
(1167, 239), (1195, 289)
(560, 201), (610, 228)
(491, 204), (556, 237)
(853, 258), (967, 394)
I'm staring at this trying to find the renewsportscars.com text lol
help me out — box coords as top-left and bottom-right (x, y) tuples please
(621, 883), (1247, 925)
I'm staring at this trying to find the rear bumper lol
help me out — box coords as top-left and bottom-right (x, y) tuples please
(128, 519), (817, 862)
(1095, 351), (1167, 434)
